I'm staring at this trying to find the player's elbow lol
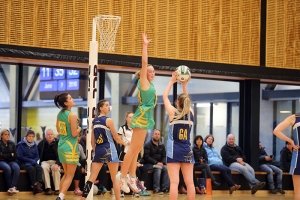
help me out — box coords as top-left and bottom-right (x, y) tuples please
(71, 131), (78, 137)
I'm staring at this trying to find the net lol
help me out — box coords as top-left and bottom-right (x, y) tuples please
(95, 15), (121, 52)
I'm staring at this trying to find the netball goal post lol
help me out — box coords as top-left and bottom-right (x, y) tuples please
(86, 15), (121, 200)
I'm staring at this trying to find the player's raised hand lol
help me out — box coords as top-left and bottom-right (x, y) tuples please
(142, 33), (152, 45)
(181, 76), (191, 87)
(171, 71), (178, 83)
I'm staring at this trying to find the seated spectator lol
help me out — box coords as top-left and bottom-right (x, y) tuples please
(17, 130), (43, 194)
(204, 134), (240, 194)
(143, 129), (170, 194)
(258, 142), (285, 194)
(279, 141), (292, 172)
(37, 129), (61, 195)
(193, 135), (220, 194)
(0, 129), (20, 194)
(221, 134), (265, 194)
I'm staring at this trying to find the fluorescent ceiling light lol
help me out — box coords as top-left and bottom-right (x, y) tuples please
(197, 103), (211, 107)
(280, 111), (291, 114)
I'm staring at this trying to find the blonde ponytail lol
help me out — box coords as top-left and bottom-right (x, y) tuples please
(135, 70), (141, 78)
(173, 94), (191, 122)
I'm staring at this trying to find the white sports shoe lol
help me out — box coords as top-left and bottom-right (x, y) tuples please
(116, 172), (130, 193)
(126, 174), (140, 193)
(8, 186), (19, 194)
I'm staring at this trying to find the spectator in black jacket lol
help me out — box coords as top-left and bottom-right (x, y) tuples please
(37, 129), (61, 195)
(143, 129), (170, 194)
(258, 142), (285, 194)
(0, 129), (20, 194)
(192, 135), (219, 194)
(221, 134), (265, 194)
(279, 141), (293, 172)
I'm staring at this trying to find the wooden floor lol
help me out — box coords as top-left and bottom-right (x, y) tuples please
(0, 191), (294, 200)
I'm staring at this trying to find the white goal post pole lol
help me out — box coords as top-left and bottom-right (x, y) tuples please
(86, 17), (98, 200)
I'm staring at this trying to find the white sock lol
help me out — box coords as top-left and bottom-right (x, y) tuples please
(59, 193), (65, 200)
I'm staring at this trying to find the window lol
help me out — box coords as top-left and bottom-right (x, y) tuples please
(21, 65), (88, 143)
(179, 79), (240, 152)
(0, 64), (16, 142)
(260, 83), (300, 161)
(103, 72), (240, 151)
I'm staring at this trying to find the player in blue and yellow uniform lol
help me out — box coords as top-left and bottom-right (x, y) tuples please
(274, 112), (300, 199)
(162, 71), (195, 200)
(117, 33), (157, 193)
(54, 93), (82, 200)
(82, 100), (126, 200)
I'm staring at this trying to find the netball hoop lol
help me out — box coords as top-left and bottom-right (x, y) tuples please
(86, 14), (121, 200)
(95, 15), (121, 52)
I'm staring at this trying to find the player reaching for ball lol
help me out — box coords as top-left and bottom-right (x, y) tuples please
(116, 33), (157, 193)
(175, 65), (191, 82)
(163, 71), (195, 200)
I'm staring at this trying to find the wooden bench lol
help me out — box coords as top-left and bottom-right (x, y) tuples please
(0, 169), (293, 192)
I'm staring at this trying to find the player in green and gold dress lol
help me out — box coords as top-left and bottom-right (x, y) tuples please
(54, 93), (82, 200)
(116, 33), (157, 193)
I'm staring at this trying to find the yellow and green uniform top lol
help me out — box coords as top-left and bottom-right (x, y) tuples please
(57, 110), (79, 164)
(131, 80), (157, 130)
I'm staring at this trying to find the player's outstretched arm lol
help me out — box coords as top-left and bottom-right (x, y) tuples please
(181, 76), (191, 95)
(140, 33), (152, 90)
(163, 72), (178, 121)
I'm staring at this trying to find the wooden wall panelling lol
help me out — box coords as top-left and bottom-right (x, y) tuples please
(230, 0), (241, 64)
(111, 0), (122, 54)
(266, 1), (300, 69)
(1, 0), (265, 66)
(145, 0), (155, 58)
(36, 0), (47, 48)
(87, 0), (100, 52)
(167, 1), (178, 59)
(9, 0), (22, 45)
(156, 0), (168, 59)
(178, 0), (190, 60)
(73, 0), (87, 51)
(48, 0), (60, 49)
(0, 0), (8, 44)
(23, 0), (34, 47)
